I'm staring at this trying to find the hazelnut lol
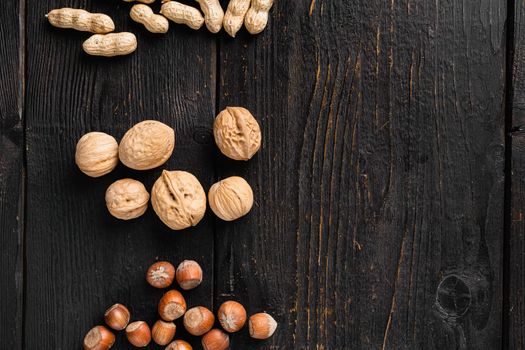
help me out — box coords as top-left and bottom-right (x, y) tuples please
(176, 260), (203, 290)
(213, 107), (261, 161)
(75, 132), (119, 177)
(166, 340), (193, 350)
(147, 261), (175, 288)
(119, 120), (175, 170)
(183, 306), (215, 336)
(126, 321), (151, 347)
(83, 325), (115, 350)
(104, 303), (130, 330)
(151, 170), (206, 230)
(105, 179), (149, 220)
(249, 313), (277, 339)
(152, 320), (176, 345)
(158, 290), (187, 321)
(217, 301), (246, 333)
(201, 329), (230, 350)
(208, 176), (253, 221)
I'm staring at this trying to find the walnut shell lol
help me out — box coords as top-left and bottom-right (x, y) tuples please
(119, 120), (175, 170)
(213, 107), (261, 161)
(106, 179), (150, 220)
(151, 170), (206, 230)
(75, 132), (119, 177)
(208, 176), (253, 221)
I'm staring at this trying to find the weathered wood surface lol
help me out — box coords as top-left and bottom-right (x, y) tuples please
(0, 0), (24, 349)
(217, 0), (506, 349)
(0, 0), (512, 349)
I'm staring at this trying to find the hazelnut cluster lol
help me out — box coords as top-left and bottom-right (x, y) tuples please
(75, 107), (261, 229)
(83, 260), (277, 349)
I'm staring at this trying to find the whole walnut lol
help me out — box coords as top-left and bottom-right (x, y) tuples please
(75, 132), (119, 177)
(119, 120), (175, 170)
(213, 107), (261, 161)
(105, 179), (150, 220)
(151, 170), (207, 230)
(208, 176), (253, 221)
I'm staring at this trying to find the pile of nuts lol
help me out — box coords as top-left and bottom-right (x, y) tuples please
(83, 260), (277, 349)
(46, 0), (274, 57)
(75, 106), (261, 229)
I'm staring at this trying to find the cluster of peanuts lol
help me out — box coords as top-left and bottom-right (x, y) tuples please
(83, 260), (277, 350)
(46, 0), (273, 57)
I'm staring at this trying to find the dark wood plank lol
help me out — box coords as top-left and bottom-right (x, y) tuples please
(0, 0), (24, 349)
(509, 0), (525, 348)
(25, 1), (216, 348)
(217, 0), (506, 349)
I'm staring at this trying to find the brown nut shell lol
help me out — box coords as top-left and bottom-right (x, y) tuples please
(176, 260), (203, 290)
(152, 320), (176, 345)
(183, 306), (215, 336)
(201, 329), (230, 350)
(158, 290), (187, 321)
(166, 340), (193, 350)
(119, 120), (175, 170)
(217, 301), (246, 333)
(213, 107), (261, 161)
(151, 170), (206, 230)
(83, 325), (115, 350)
(126, 321), (151, 347)
(208, 176), (253, 221)
(83, 32), (137, 57)
(105, 179), (149, 220)
(249, 312), (277, 339)
(104, 303), (131, 330)
(147, 261), (175, 288)
(75, 132), (119, 177)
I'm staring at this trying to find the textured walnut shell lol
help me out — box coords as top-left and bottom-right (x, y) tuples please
(119, 120), (175, 170)
(208, 176), (253, 221)
(213, 107), (261, 161)
(151, 170), (206, 230)
(75, 132), (119, 177)
(105, 179), (150, 220)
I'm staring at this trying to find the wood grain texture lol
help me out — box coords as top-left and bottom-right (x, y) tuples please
(510, 0), (525, 348)
(217, 0), (506, 349)
(25, 1), (216, 348)
(0, 0), (24, 349)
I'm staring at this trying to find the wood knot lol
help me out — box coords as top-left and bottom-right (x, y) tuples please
(435, 275), (471, 317)
(192, 127), (213, 145)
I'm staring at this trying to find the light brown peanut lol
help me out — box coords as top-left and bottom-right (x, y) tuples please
(196, 0), (224, 33)
(83, 33), (137, 57)
(123, 0), (156, 4)
(244, 0), (273, 34)
(130, 4), (169, 33)
(223, 0), (250, 37)
(46, 8), (115, 34)
(160, 1), (205, 30)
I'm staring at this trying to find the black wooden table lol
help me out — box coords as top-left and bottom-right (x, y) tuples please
(1, 0), (524, 349)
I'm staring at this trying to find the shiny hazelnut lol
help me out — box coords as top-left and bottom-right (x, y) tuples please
(105, 179), (149, 220)
(126, 321), (151, 347)
(152, 320), (176, 346)
(147, 261), (175, 288)
(104, 303), (130, 330)
(183, 306), (215, 336)
(176, 260), (203, 290)
(151, 170), (207, 230)
(83, 325), (115, 350)
(249, 313), (277, 339)
(208, 176), (253, 221)
(213, 107), (261, 161)
(201, 329), (230, 350)
(217, 301), (246, 333)
(76, 132), (119, 177)
(119, 120), (175, 170)
(165, 340), (193, 350)
(158, 290), (187, 321)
